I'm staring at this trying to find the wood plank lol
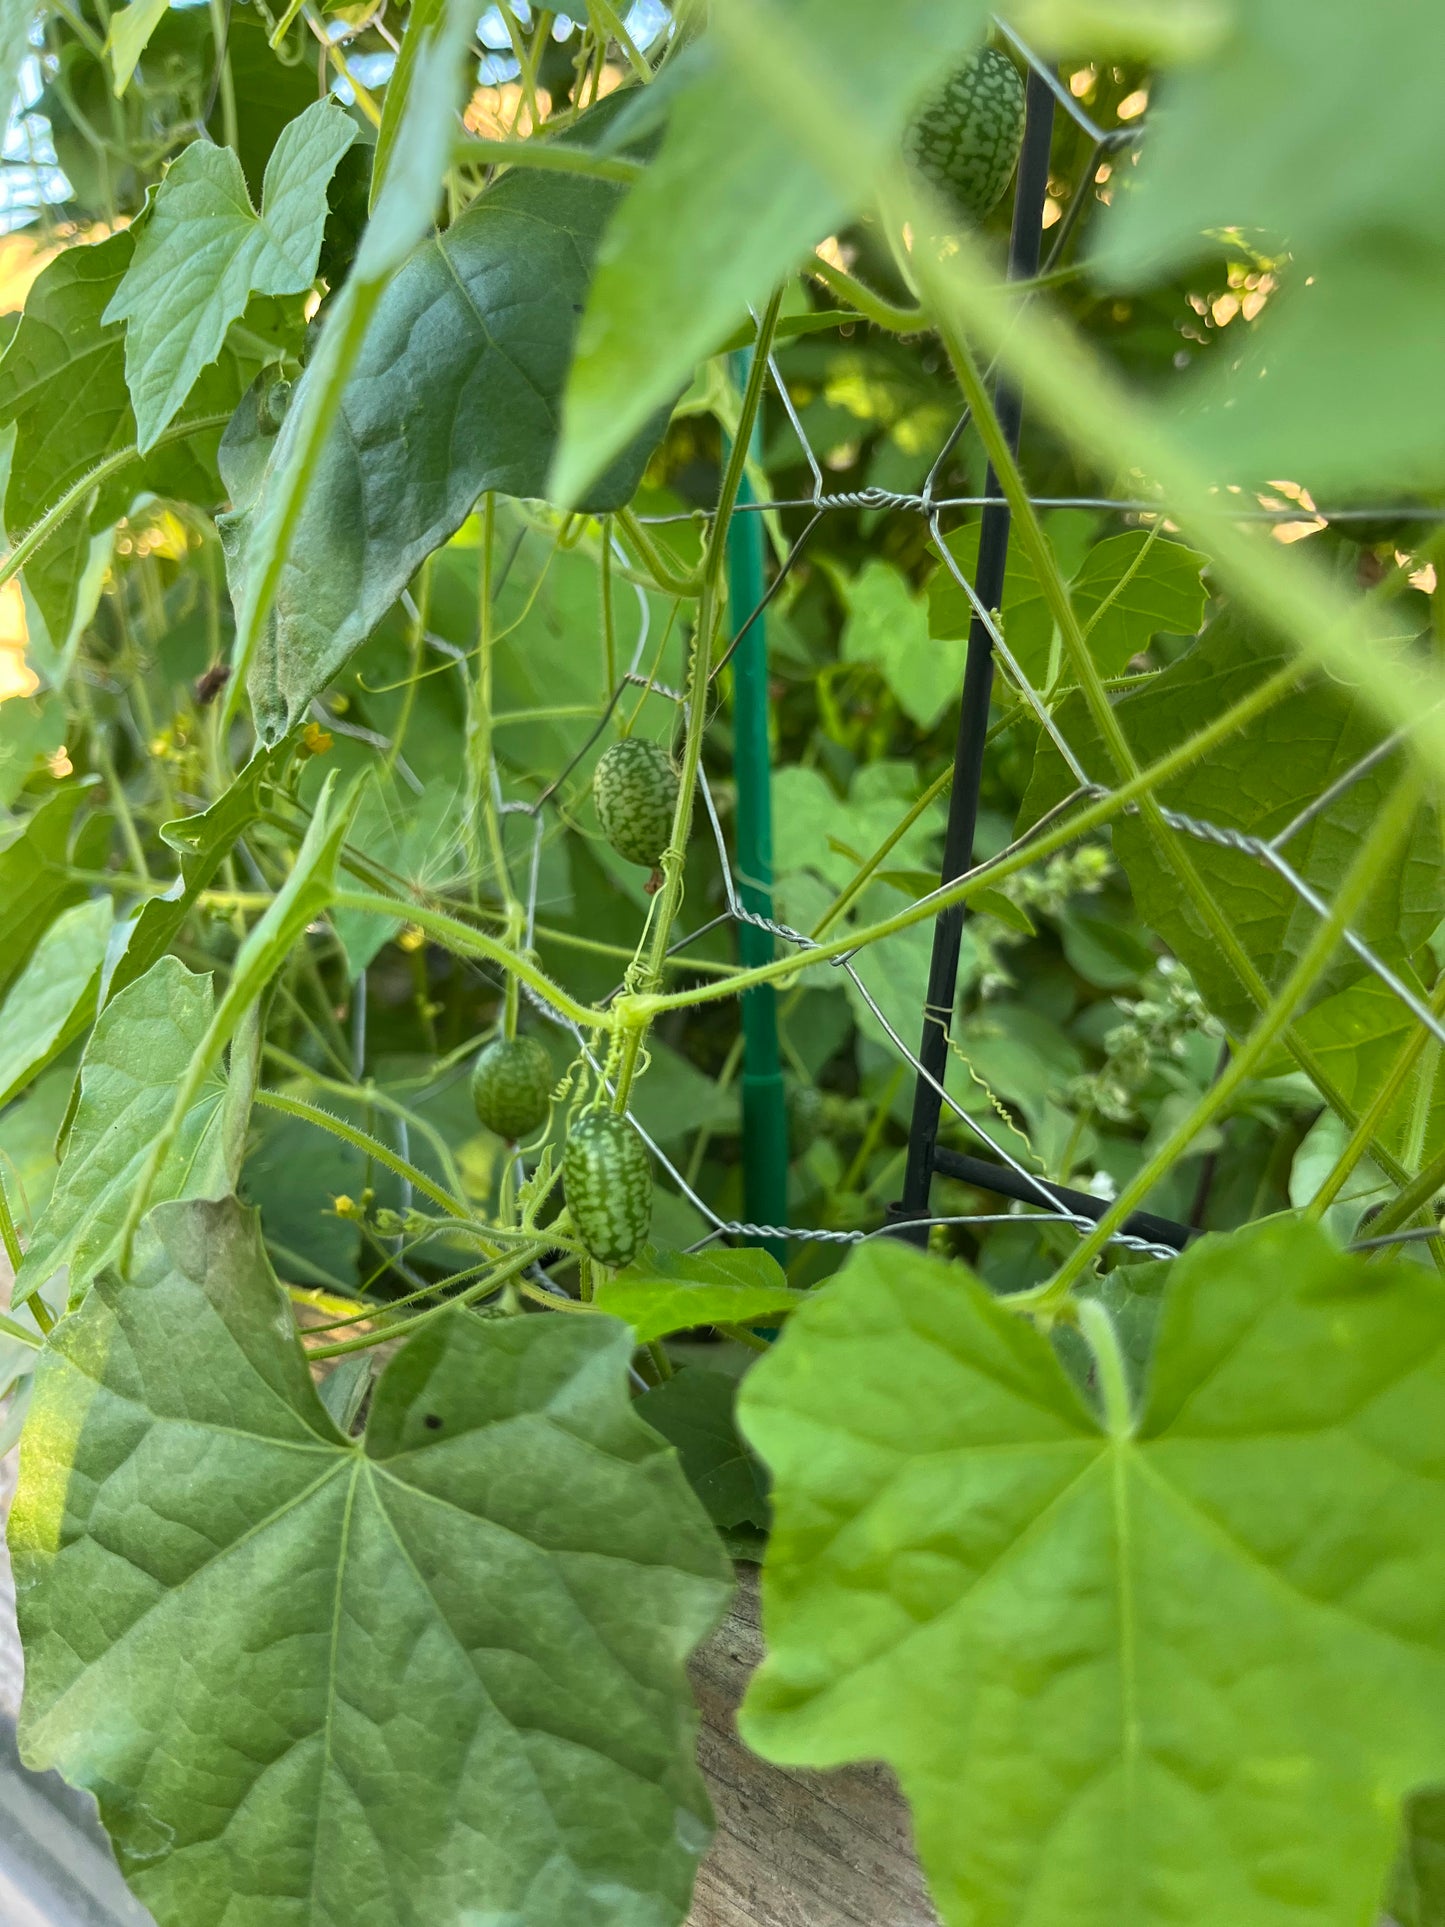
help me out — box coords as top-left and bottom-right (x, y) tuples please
(687, 1566), (940, 1927)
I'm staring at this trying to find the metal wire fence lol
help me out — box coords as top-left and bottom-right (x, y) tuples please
(417, 23), (1443, 1277)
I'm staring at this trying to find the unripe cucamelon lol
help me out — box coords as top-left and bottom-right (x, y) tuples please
(564, 1110), (652, 1268)
(904, 46), (1026, 226)
(471, 1035), (553, 1140)
(592, 737), (679, 869)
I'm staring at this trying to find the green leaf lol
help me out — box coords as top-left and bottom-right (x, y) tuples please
(370, 0), (461, 216)
(1019, 613), (1445, 1036)
(123, 772), (359, 1255)
(969, 887), (1035, 936)
(0, 232), (246, 641)
(1289, 973), (1445, 1175)
(841, 559), (965, 731)
(234, 160), (670, 746)
(597, 1241), (805, 1343)
(12, 956), (228, 1307)
(0, 690), (65, 810)
(929, 527), (1208, 683)
(106, 744), (290, 1005)
(1093, 3), (1445, 494)
(1180, 241), (1445, 493)
(739, 1221), (1445, 1927)
(104, 104), (356, 448)
(0, 895), (112, 1108)
(0, 786), (104, 1000)
(106, 0), (171, 94)
(554, 0), (991, 504)
(637, 1366), (770, 1534)
(1096, 0), (1445, 285)
(13, 1195), (732, 1927)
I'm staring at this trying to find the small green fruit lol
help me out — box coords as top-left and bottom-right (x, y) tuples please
(471, 1035), (553, 1140)
(564, 1110), (652, 1268)
(904, 46), (1026, 226)
(592, 737), (679, 869)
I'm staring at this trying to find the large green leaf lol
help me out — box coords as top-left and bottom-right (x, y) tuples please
(1096, 0), (1444, 284)
(1019, 614), (1445, 1036)
(739, 1222), (1445, 1927)
(105, 102), (356, 448)
(12, 1195), (732, 1927)
(1093, 2), (1445, 492)
(554, 0), (991, 503)
(0, 785), (105, 999)
(0, 232), (247, 640)
(0, 895), (112, 1108)
(1180, 241), (1445, 492)
(929, 528), (1209, 685)
(233, 157), (671, 746)
(596, 1241), (805, 1343)
(12, 956), (228, 1307)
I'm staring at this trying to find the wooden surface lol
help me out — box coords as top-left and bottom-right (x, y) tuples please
(687, 1566), (940, 1927)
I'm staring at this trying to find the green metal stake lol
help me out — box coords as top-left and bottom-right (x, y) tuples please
(727, 355), (789, 1266)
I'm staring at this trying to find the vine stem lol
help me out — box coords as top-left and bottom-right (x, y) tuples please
(452, 136), (644, 185)
(708, 0), (1445, 782)
(918, 291), (1417, 1186)
(1078, 1299), (1133, 1438)
(253, 1089), (473, 1225)
(0, 1173), (24, 1275)
(634, 655), (1303, 1018)
(331, 891), (612, 1031)
(306, 1239), (549, 1358)
(1018, 771), (1425, 1312)
(931, 301), (1302, 1039)
(807, 255), (926, 334)
(1306, 974), (1445, 1218)
(611, 288), (785, 1109)
(0, 414), (232, 595)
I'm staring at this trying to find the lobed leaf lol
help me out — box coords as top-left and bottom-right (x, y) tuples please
(929, 527), (1209, 684)
(740, 1223), (1445, 1927)
(12, 1195), (733, 1927)
(0, 232), (248, 641)
(104, 103), (356, 448)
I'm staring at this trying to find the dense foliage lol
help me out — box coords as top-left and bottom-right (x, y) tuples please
(0, 1), (1443, 1923)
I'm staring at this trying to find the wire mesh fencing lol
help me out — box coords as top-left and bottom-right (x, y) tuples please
(390, 22), (1445, 1279)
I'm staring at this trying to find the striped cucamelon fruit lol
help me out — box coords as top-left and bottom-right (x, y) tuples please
(564, 1110), (652, 1268)
(904, 46), (1027, 226)
(592, 737), (679, 869)
(470, 1035), (552, 1140)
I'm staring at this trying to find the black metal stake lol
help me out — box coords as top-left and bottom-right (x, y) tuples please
(894, 69), (1057, 1239)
